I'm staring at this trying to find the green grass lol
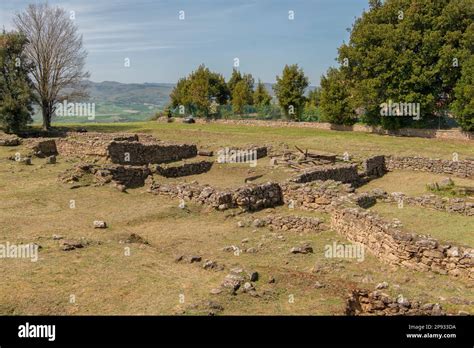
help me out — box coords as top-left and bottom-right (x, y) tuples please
(370, 202), (474, 246)
(1, 122), (473, 315)
(43, 121), (474, 160)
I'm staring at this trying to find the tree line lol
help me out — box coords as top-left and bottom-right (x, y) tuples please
(1, 0), (473, 133)
(169, 64), (319, 120)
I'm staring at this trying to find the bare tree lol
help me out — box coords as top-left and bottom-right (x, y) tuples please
(14, 3), (89, 130)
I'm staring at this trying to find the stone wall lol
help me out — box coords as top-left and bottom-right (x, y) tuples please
(331, 207), (474, 279)
(377, 191), (474, 216)
(345, 289), (445, 316)
(153, 161), (213, 178)
(232, 182), (283, 211)
(386, 156), (474, 178)
(59, 163), (151, 188)
(26, 139), (58, 157)
(259, 214), (325, 233)
(362, 155), (386, 178)
(107, 141), (197, 165)
(290, 164), (360, 185)
(148, 181), (283, 211)
(281, 180), (355, 212)
(194, 118), (474, 141)
(95, 164), (151, 188)
(0, 133), (21, 146)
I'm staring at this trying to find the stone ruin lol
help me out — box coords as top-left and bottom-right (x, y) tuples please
(345, 289), (445, 316)
(107, 141), (197, 165)
(148, 180), (283, 212)
(331, 207), (474, 279)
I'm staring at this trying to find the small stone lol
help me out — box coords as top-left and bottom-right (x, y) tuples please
(246, 247), (258, 253)
(45, 155), (56, 164)
(237, 221), (245, 228)
(20, 157), (32, 165)
(376, 282), (389, 290)
(247, 271), (259, 282)
(241, 238), (249, 243)
(290, 244), (313, 254)
(243, 282), (255, 292)
(93, 220), (107, 229)
(52, 234), (63, 240)
(313, 281), (325, 289)
(210, 288), (222, 295)
(268, 276), (276, 284)
(252, 219), (265, 228)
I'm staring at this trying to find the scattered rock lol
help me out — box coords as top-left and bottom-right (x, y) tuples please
(290, 244), (313, 254)
(376, 282), (389, 290)
(313, 281), (325, 289)
(60, 239), (84, 251)
(93, 220), (107, 229)
(45, 155), (56, 164)
(176, 255), (202, 263)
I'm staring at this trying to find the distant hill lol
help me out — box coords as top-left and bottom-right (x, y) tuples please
(32, 80), (316, 124)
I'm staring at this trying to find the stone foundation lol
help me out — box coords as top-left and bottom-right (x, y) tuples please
(26, 139), (58, 157)
(362, 155), (386, 178)
(153, 161), (213, 178)
(291, 163), (360, 185)
(107, 141), (197, 165)
(260, 214), (325, 233)
(281, 180), (355, 212)
(148, 181), (283, 211)
(331, 207), (474, 279)
(59, 163), (151, 188)
(386, 156), (474, 178)
(378, 191), (474, 216)
(345, 289), (445, 316)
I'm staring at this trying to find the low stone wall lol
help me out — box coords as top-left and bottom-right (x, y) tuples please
(260, 214), (325, 233)
(153, 161), (213, 178)
(346, 289), (445, 316)
(386, 156), (474, 178)
(291, 163), (360, 185)
(281, 180), (354, 212)
(362, 155), (386, 178)
(95, 164), (152, 188)
(232, 182), (283, 211)
(194, 118), (474, 141)
(107, 141), (197, 165)
(0, 133), (21, 146)
(148, 180), (283, 211)
(59, 163), (151, 188)
(26, 139), (58, 157)
(378, 191), (474, 216)
(331, 207), (474, 279)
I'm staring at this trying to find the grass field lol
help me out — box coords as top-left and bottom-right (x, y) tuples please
(0, 121), (473, 315)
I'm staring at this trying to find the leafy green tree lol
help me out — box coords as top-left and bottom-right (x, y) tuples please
(319, 68), (356, 125)
(232, 80), (253, 115)
(451, 56), (474, 131)
(0, 31), (34, 133)
(273, 64), (309, 120)
(334, 0), (474, 129)
(170, 64), (229, 117)
(253, 80), (272, 107)
(228, 68), (254, 105)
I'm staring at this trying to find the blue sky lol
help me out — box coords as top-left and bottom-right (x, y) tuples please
(1, 0), (368, 85)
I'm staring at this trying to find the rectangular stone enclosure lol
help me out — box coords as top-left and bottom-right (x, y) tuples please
(107, 141), (197, 165)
